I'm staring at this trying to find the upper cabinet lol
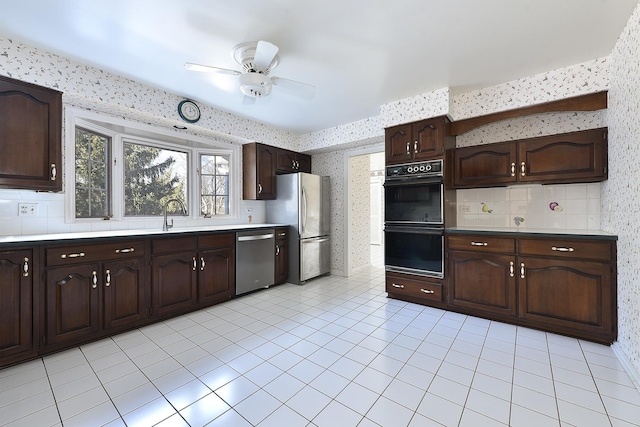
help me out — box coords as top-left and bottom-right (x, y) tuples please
(243, 143), (278, 200)
(385, 116), (453, 165)
(276, 148), (311, 174)
(453, 128), (608, 188)
(0, 76), (62, 191)
(243, 142), (312, 200)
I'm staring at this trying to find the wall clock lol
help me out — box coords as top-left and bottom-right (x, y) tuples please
(178, 100), (201, 123)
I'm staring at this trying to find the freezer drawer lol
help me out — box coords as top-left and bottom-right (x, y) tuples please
(300, 236), (330, 282)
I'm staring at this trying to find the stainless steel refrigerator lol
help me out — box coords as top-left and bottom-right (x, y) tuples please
(266, 173), (330, 285)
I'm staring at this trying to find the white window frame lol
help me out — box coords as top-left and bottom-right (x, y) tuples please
(64, 107), (240, 224)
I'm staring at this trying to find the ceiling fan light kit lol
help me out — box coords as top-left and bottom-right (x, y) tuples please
(185, 40), (315, 101)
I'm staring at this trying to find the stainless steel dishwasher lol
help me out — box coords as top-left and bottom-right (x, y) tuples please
(236, 229), (275, 295)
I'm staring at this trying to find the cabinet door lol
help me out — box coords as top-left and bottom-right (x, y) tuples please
(296, 153), (312, 173)
(453, 142), (517, 188)
(45, 264), (100, 347)
(151, 253), (198, 318)
(385, 123), (413, 165)
(448, 251), (517, 316)
(275, 236), (289, 285)
(276, 149), (297, 173)
(518, 128), (607, 184)
(256, 144), (277, 199)
(413, 118), (444, 160)
(199, 247), (235, 305)
(518, 256), (613, 338)
(103, 258), (147, 331)
(0, 250), (33, 359)
(0, 76), (62, 191)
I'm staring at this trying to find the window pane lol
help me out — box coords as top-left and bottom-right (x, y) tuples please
(200, 154), (229, 216)
(124, 141), (188, 216)
(75, 128), (110, 218)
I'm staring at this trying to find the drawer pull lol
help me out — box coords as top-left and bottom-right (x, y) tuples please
(521, 161), (526, 177)
(92, 271), (98, 289)
(470, 242), (488, 247)
(278, 232), (287, 237)
(61, 252), (85, 259)
(392, 283), (405, 289)
(115, 248), (135, 254)
(509, 261), (514, 277)
(105, 270), (111, 287)
(420, 289), (435, 294)
(520, 263), (525, 279)
(510, 162), (516, 177)
(551, 246), (574, 252)
(23, 257), (29, 277)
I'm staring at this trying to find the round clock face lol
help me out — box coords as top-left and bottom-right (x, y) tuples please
(178, 100), (201, 123)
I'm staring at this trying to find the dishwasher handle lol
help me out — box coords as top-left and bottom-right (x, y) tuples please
(238, 233), (275, 242)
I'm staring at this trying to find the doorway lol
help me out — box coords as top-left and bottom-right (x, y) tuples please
(345, 146), (385, 276)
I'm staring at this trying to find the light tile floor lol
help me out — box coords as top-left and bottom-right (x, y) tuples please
(1, 263), (640, 426)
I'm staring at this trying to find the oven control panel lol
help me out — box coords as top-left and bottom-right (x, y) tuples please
(386, 159), (443, 179)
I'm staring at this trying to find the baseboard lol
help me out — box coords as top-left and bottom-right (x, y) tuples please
(611, 342), (640, 393)
(330, 269), (345, 277)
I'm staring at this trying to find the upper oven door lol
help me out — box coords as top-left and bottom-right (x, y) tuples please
(384, 177), (443, 226)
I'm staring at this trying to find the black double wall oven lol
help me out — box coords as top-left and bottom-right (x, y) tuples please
(384, 159), (445, 278)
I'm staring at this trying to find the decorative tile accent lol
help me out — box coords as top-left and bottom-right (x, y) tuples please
(604, 1), (640, 379)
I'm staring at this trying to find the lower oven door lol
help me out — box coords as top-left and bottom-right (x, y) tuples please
(384, 226), (444, 278)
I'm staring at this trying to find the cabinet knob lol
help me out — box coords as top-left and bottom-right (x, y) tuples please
(200, 257), (205, 271)
(258, 183), (263, 195)
(192, 257), (197, 271)
(509, 261), (514, 277)
(521, 161), (526, 177)
(50, 163), (57, 181)
(511, 162), (516, 177)
(414, 141), (418, 154)
(105, 270), (111, 287)
(275, 245), (280, 256)
(406, 142), (410, 155)
(23, 257), (29, 277)
(91, 271), (98, 289)
(520, 263), (525, 279)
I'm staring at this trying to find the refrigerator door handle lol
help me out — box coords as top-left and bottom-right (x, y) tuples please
(301, 186), (307, 234)
(302, 237), (330, 243)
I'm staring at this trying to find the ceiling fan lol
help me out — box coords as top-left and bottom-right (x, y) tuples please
(185, 40), (315, 103)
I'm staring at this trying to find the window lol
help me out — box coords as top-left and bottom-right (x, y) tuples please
(123, 141), (188, 216)
(65, 109), (238, 223)
(75, 127), (111, 218)
(200, 154), (229, 216)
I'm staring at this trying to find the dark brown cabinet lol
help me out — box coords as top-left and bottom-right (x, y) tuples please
(444, 233), (617, 343)
(385, 271), (444, 306)
(243, 143), (277, 200)
(0, 249), (36, 364)
(43, 240), (147, 351)
(151, 233), (235, 318)
(274, 227), (289, 285)
(276, 149), (311, 174)
(453, 128), (608, 188)
(385, 116), (452, 165)
(0, 76), (62, 191)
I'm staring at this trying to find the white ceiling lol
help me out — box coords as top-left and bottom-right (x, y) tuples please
(0, 0), (637, 134)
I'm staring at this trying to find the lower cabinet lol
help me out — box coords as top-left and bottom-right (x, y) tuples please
(385, 271), (444, 306)
(274, 227), (289, 285)
(43, 240), (147, 351)
(151, 233), (234, 319)
(443, 233), (617, 343)
(0, 249), (36, 363)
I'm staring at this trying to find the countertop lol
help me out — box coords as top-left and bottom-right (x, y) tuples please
(446, 226), (618, 240)
(0, 223), (285, 245)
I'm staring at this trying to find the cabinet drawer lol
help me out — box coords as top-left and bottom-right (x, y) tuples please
(152, 236), (197, 255)
(447, 234), (516, 253)
(386, 273), (442, 302)
(518, 238), (613, 262)
(198, 233), (234, 250)
(46, 240), (145, 266)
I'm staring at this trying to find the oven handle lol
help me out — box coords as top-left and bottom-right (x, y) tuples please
(384, 225), (443, 235)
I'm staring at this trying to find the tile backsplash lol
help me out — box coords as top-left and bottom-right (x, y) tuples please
(456, 182), (601, 230)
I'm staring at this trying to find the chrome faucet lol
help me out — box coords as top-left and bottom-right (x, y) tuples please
(163, 198), (187, 231)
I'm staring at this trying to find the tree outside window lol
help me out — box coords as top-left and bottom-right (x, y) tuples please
(75, 128), (110, 218)
(200, 154), (229, 216)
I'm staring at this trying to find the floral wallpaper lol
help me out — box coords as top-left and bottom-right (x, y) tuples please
(349, 155), (371, 269)
(604, 1), (640, 378)
(379, 87), (450, 128)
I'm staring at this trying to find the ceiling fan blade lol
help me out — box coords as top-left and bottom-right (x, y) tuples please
(271, 76), (316, 100)
(184, 62), (240, 76)
(253, 41), (279, 71)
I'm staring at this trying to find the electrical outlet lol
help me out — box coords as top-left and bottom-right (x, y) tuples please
(459, 205), (471, 213)
(18, 203), (38, 217)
